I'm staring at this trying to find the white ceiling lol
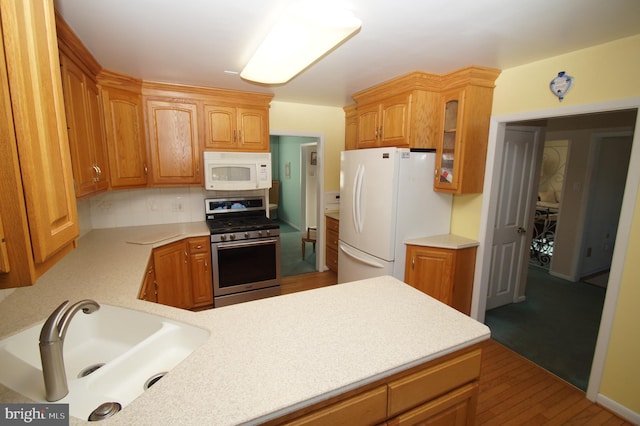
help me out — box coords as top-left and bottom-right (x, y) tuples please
(54, 0), (640, 107)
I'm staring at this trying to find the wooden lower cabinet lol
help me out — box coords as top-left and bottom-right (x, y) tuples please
(188, 236), (214, 308)
(387, 383), (478, 426)
(141, 237), (213, 310)
(325, 216), (339, 273)
(404, 245), (477, 315)
(271, 345), (482, 426)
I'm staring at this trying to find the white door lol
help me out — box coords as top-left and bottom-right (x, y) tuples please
(486, 126), (544, 310)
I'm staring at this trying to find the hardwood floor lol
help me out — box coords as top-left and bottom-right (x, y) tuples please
(280, 271), (633, 425)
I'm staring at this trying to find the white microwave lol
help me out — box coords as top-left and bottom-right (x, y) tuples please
(203, 151), (272, 191)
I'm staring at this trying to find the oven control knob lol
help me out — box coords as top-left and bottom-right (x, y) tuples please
(220, 235), (227, 241)
(266, 230), (271, 236)
(244, 232), (250, 239)
(257, 230), (263, 237)
(230, 234), (236, 240)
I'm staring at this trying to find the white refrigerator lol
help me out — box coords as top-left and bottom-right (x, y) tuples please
(337, 147), (453, 284)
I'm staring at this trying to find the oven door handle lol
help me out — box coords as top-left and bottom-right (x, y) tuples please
(216, 238), (279, 250)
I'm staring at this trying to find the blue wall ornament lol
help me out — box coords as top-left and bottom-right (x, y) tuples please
(549, 71), (573, 102)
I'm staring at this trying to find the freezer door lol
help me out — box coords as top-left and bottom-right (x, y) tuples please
(339, 148), (400, 261)
(337, 240), (394, 284)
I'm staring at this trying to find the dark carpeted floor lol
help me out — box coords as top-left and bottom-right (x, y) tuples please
(485, 266), (606, 391)
(277, 220), (317, 277)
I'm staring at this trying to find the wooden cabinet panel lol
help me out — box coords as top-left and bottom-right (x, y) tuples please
(1, 0), (78, 270)
(404, 245), (477, 315)
(188, 236), (213, 308)
(204, 104), (269, 152)
(146, 100), (201, 185)
(273, 345), (483, 426)
(141, 237), (213, 310)
(60, 53), (109, 198)
(343, 104), (358, 151)
(356, 103), (380, 148)
(434, 71), (499, 194)
(325, 216), (339, 273)
(139, 257), (157, 303)
(153, 240), (193, 309)
(204, 105), (235, 149)
(387, 349), (481, 417)
(237, 107), (268, 151)
(101, 85), (148, 188)
(406, 248), (454, 304)
(0, 215), (9, 274)
(285, 386), (387, 426)
(387, 383), (478, 426)
(380, 94), (410, 147)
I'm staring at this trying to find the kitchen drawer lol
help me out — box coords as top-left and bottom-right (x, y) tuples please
(285, 385), (387, 426)
(387, 382), (479, 426)
(326, 216), (339, 233)
(326, 228), (339, 251)
(188, 237), (210, 253)
(387, 349), (481, 417)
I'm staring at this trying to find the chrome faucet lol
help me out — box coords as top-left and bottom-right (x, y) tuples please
(39, 299), (100, 401)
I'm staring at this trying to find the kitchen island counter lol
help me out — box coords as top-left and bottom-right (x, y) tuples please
(0, 225), (489, 425)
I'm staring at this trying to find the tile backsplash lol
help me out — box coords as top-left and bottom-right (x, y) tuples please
(79, 187), (271, 232)
(85, 187), (207, 230)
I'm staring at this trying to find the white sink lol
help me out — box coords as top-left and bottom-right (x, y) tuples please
(0, 304), (209, 421)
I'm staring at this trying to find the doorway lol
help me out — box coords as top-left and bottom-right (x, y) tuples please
(270, 133), (324, 277)
(474, 102), (640, 401)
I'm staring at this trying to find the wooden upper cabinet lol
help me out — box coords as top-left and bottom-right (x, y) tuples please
(349, 68), (499, 168)
(1, 0), (78, 288)
(146, 99), (201, 185)
(434, 72), (498, 194)
(343, 104), (358, 151)
(356, 95), (411, 148)
(99, 80), (148, 188)
(59, 53), (109, 198)
(204, 104), (269, 152)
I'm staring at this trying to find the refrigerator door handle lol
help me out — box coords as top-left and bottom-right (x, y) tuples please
(339, 242), (386, 269)
(353, 164), (364, 233)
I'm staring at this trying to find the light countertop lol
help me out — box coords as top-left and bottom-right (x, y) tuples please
(325, 211), (340, 221)
(404, 233), (480, 250)
(0, 223), (489, 425)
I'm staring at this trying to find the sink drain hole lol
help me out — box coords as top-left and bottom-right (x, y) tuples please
(144, 372), (167, 390)
(88, 401), (121, 421)
(78, 363), (105, 378)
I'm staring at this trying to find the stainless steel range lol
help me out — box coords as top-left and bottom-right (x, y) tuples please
(205, 197), (281, 308)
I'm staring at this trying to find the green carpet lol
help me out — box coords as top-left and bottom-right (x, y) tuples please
(277, 220), (316, 277)
(485, 266), (606, 391)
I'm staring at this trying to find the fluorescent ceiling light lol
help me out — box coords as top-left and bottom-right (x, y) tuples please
(241, 1), (361, 85)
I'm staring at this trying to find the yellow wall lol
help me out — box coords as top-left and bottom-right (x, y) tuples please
(456, 34), (640, 413)
(451, 33), (640, 240)
(269, 101), (345, 192)
(600, 187), (640, 411)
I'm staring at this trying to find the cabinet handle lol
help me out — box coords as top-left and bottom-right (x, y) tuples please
(195, 245), (203, 249)
(204, 260), (208, 272)
(184, 251), (188, 263)
(412, 256), (415, 270)
(238, 130), (242, 142)
(434, 168), (438, 177)
(378, 126), (382, 140)
(144, 163), (148, 175)
(233, 130), (237, 142)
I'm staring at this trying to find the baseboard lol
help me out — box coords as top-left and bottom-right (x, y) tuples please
(515, 295), (526, 303)
(597, 394), (640, 424)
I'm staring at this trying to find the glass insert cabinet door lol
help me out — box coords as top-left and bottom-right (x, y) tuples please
(436, 91), (462, 191)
